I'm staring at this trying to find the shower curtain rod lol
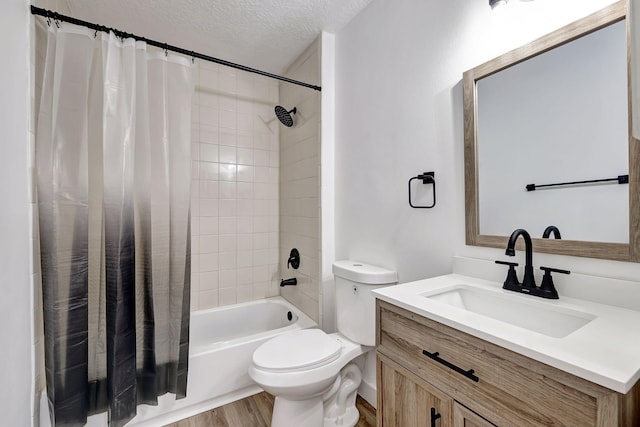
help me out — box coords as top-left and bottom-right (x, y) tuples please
(30, 5), (322, 92)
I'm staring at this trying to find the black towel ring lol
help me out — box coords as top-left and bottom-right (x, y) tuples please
(408, 171), (436, 209)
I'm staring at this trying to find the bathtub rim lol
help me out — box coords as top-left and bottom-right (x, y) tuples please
(189, 296), (317, 356)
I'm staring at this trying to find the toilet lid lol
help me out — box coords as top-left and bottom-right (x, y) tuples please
(253, 329), (342, 372)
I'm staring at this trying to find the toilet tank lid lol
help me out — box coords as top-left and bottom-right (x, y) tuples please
(332, 260), (397, 285)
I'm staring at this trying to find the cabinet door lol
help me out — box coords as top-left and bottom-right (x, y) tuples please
(452, 402), (496, 427)
(378, 354), (451, 427)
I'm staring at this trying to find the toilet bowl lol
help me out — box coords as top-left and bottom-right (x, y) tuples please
(248, 261), (397, 427)
(249, 329), (367, 426)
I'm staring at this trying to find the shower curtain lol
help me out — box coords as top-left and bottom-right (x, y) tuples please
(36, 22), (194, 427)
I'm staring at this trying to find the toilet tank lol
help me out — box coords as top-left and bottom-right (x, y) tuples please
(333, 261), (397, 346)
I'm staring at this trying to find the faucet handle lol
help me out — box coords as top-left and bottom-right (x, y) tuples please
(495, 260), (520, 291)
(537, 266), (570, 299)
(495, 260), (518, 267)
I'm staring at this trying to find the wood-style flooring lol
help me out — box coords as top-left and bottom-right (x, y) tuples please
(165, 392), (376, 427)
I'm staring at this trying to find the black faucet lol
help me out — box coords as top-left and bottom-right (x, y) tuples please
(496, 228), (570, 299)
(505, 228), (536, 290)
(542, 225), (561, 239)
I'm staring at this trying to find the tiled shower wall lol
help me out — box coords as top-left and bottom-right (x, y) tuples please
(279, 39), (322, 323)
(191, 62), (281, 311)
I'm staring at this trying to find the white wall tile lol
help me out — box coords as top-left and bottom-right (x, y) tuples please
(218, 218), (237, 237)
(219, 199), (237, 217)
(237, 132), (253, 148)
(199, 106), (219, 127)
(237, 267), (253, 285)
(253, 233), (269, 250)
(254, 150), (270, 166)
(199, 290), (219, 310)
(237, 217), (253, 234)
(237, 165), (254, 182)
(237, 251), (254, 268)
(278, 40), (321, 323)
(218, 287), (237, 306)
(219, 270), (237, 288)
(237, 285), (253, 303)
(237, 113), (253, 132)
(191, 61), (280, 311)
(200, 199), (219, 217)
(219, 130), (237, 147)
(199, 69), (219, 90)
(199, 253), (219, 272)
(237, 183), (254, 199)
(216, 182), (234, 199)
(219, 109), (237, 130)
(237, 235), (253, 251)
(219, 252), (237, 270)
(200, 93), (219, 109)
(219, 71), (236, 94)
(200, 129), (219, 144)
(199, 272), (219, 291)
(200, 235), (219, 254)
(237, 199), (253, 216)
(219, 164), (237, 181)
(237, 148), (254, 165)
(199, 162), (219, 180)
(200, 181), (219, 199)
(219, 235), (237, 252)
(253, 265), (269, 282)
(200, 143), (219, 162)
(200, 217), (219, 235)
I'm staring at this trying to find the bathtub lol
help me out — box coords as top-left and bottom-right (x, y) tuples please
(39, 296), (316, 427)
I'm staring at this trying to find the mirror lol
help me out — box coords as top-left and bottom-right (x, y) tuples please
(464, 1), (640, 261)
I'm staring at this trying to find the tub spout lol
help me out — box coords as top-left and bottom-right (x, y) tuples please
(280, 278), (297, 287)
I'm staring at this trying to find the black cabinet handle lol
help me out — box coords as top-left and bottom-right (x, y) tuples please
(422, 350), (479, 382)
(430, 407), (441, 427)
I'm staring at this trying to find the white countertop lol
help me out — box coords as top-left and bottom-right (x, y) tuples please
(374, 273), (640, 394)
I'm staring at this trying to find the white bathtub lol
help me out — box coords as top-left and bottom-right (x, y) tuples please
(131, 296), (316, 426)
(39, 296), (316, 427)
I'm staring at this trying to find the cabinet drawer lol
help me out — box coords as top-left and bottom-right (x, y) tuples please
(376, 300), (618, 427)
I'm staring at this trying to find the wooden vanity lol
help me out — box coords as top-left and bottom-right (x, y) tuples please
(376, 300), (640, 426)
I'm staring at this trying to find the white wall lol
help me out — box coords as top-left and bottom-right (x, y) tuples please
(190, 62), (281, 310)
(335, 0), (640, 286)
(0, 0), (34, 425)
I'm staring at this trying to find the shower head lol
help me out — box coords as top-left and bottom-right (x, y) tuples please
(275, 105), (297, 127)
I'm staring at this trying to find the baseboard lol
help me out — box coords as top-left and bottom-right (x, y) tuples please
(358, 379), (376, 409)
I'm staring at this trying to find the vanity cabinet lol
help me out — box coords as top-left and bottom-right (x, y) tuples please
(378, 354), (452, 426)
(453, 402), (495, 427)
(376, 300), (640, 426)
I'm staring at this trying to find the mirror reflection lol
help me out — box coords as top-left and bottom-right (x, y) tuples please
(476, 20), (628, 243)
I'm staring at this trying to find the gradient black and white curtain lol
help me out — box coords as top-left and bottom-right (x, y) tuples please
(36, 22), (194, 427)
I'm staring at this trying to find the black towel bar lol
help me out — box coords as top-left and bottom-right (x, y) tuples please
(526, 174), (628, 191)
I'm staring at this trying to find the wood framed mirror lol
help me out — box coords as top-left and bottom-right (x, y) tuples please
(463, 0), (640, 261)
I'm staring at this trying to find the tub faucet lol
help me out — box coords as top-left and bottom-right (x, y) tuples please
(505, 228), (536, 290)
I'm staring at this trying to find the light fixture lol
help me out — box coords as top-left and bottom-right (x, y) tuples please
(489, 0), (508, 9)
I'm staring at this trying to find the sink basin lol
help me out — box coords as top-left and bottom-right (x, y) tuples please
(423, 285), (596, 338)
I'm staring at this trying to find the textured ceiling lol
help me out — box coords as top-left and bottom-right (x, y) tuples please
(44, 0), (373, 75)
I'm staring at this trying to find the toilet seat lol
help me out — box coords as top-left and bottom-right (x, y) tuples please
(252, 329), (342, 372)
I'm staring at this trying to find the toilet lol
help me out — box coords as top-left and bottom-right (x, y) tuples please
(248, 261), (397, 427)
